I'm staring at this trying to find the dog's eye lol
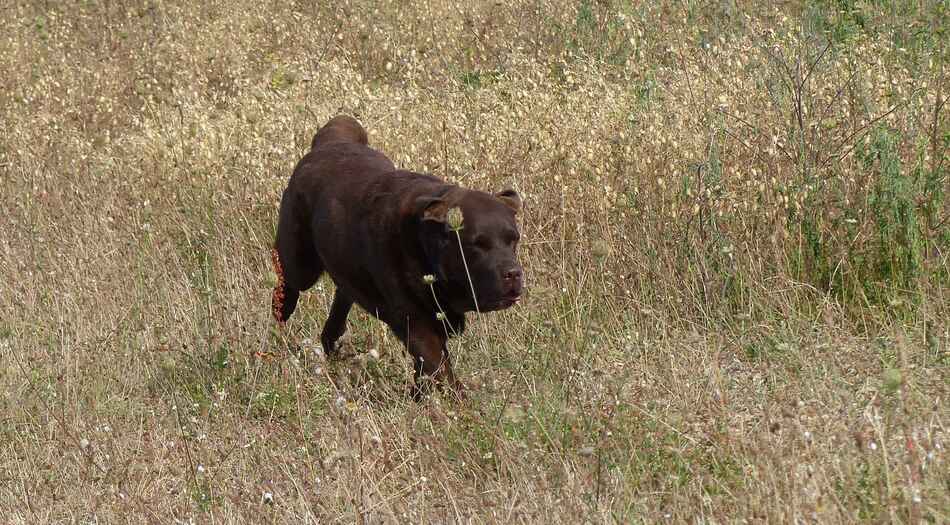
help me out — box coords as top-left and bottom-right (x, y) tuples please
(472, 236), (492, 250)
(505, 231), (520, 246)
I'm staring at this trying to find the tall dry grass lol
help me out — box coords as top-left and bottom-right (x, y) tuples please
(1, 0), (947, 522)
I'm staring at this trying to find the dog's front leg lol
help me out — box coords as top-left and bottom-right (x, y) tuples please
(406, 323), (463, 401)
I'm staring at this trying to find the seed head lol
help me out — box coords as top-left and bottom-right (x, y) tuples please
(446, 207), (464, 231)
(422, 274), (436, 284)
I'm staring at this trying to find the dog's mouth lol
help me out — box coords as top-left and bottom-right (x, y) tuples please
(484, 291), (522, 310)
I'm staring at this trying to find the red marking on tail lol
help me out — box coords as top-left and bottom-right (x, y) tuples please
(271, 248), (286, 325)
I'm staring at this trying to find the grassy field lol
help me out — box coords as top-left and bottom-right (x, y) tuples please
(1, 0), (948, 522)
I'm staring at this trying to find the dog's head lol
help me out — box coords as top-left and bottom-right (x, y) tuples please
(416, 188), (524, 312)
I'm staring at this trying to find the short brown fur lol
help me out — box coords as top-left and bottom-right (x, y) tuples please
(273, 115), (524, 399)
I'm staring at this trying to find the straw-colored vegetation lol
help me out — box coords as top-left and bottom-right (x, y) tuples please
(1, 1), (947, 522)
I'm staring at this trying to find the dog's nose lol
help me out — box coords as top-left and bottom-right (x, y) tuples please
(504, 268), (523, 282)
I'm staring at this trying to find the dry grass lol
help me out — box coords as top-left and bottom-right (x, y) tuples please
(1, 0), (948, 523)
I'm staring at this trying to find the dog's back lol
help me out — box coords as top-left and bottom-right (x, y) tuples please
(310, 115), (368, 150)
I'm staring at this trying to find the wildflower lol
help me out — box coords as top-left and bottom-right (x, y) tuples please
(446, 207), (464, 231)
(422, 274), (436, 284)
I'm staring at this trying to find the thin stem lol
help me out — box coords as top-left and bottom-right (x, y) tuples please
(455, 231), (480, 314)
(427, 282), (457, 337)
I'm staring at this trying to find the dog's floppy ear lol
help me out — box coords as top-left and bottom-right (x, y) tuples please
(415, 196), (452, 224)
(495, 189), (522, 214)
(413, 195), (451, 281)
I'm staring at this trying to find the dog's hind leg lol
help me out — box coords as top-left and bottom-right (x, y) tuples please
(320, 290), (353, 355)
(273, 194), (323, 324)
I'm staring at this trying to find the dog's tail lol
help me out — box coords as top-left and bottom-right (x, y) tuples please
(311, 115), (368, 150)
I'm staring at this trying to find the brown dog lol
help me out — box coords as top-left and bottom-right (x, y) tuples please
(272, 115), (524, 399)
